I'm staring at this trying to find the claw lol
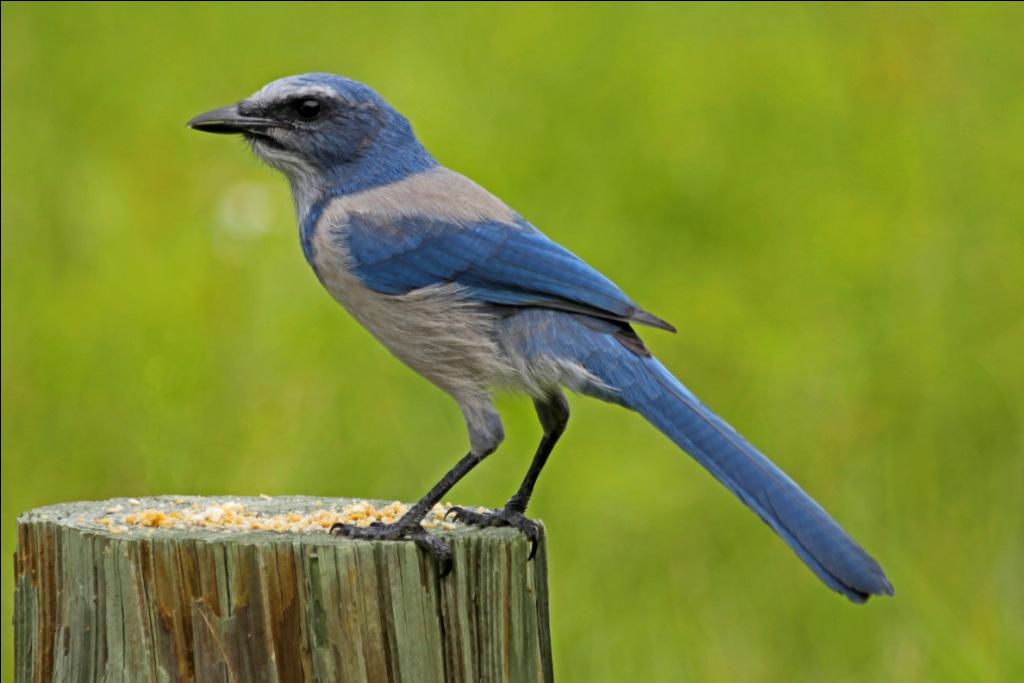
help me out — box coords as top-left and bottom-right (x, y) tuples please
(328, 521), (454, 577)
(410, 529), (453, 574)
(430, 539), (454, 578)
(445, 505), (542, 560)
(520, 521), (541, 560)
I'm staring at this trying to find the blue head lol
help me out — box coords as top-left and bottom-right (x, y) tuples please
(189, 73), (436, 201)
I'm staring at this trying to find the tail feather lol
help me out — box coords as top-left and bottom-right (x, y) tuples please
(577, 335), (894, 602)
(498, 309), (893, 601)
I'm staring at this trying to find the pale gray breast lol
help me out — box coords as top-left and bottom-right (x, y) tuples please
(307, 170), (520, 396)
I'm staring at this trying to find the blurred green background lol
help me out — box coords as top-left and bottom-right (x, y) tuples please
(3, 2), (1022, 680)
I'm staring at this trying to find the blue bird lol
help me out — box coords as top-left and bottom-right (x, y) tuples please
(189, 73), (893, 602)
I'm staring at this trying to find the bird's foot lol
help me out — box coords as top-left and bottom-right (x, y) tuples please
(444, 506), (542, 560)
(330, 518), (453, 577)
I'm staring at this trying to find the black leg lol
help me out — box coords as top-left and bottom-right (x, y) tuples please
(447, 390), (569, 559)
(331, 445), (497, 576)
(508, 391), (569, 513)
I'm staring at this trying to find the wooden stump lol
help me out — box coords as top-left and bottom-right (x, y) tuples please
(14, 496), (553, 682)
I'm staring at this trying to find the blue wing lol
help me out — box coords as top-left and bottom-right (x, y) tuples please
(339, 214), (675, 331)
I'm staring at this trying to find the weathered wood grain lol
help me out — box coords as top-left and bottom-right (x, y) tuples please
(14, 496), (553, 682)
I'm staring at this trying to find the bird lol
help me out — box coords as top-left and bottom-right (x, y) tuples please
(189, 72), (893, 603)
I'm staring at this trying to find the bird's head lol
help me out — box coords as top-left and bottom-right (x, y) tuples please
(189, 73), (434, 196)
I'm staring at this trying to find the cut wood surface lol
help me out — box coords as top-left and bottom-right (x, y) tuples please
(14, 496), (553, 682)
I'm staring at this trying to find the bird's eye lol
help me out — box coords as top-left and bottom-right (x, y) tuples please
(293, 98), (322, 120)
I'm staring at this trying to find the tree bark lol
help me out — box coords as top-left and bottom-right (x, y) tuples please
(14, 496), (553, 682)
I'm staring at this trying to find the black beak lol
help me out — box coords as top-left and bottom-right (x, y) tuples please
(187, 104), (279, 134)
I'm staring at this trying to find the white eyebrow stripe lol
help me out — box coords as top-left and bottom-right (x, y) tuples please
(252, 82), (337, 104)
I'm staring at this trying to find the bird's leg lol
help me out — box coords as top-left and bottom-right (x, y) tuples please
(330, 448), (494, 575)
(331, 397), (503, 577)
(447, 390), (569, 559)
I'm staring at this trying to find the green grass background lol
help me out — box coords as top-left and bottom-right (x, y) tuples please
(3, 2), (1022, 680)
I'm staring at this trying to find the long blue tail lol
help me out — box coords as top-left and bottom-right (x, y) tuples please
(507, 311), (895, 602)
(610, 354), (893, 602)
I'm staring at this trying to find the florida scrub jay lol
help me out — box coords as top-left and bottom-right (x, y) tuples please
(189, 73), (893, 602)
